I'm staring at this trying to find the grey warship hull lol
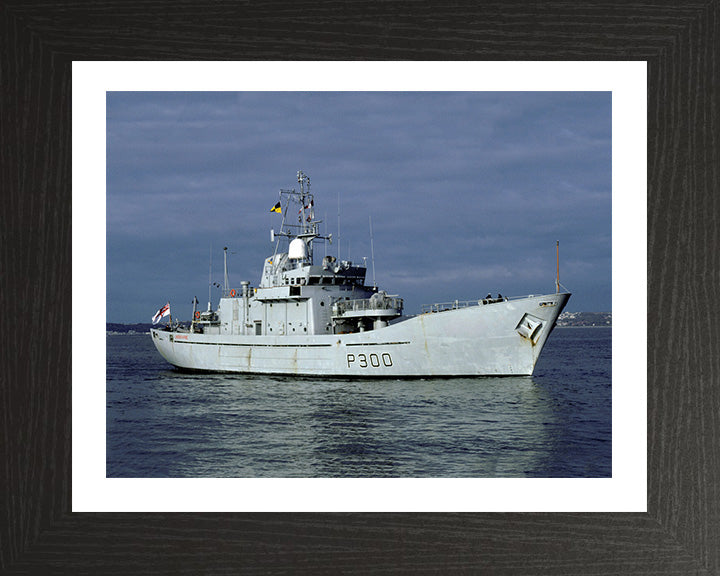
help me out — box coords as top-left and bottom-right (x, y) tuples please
(151, 292), (570, 377)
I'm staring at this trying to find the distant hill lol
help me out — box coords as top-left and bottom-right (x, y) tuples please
(106, 323), (155, 334)
(557, 311), (611, 327)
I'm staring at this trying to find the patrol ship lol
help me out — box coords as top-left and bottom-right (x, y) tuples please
(150, 171), (570, 376)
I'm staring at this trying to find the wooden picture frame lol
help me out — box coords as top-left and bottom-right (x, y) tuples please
(2, 2), (717, 573)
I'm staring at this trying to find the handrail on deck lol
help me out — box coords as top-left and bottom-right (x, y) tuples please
(421, 294), (539, 314)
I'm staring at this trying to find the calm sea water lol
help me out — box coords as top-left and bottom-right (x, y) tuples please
(106, 327), (611, 478)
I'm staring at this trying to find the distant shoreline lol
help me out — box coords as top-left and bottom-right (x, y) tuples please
(556, 324), (611, 329)
(556, 311), (611, 327)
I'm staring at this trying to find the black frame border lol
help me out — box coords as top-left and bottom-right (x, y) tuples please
(2, 2), (718, 574)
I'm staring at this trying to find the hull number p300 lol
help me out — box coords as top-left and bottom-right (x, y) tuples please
(347, 352), (393, 368)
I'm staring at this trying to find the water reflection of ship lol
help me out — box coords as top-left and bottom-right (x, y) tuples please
(305, 376), (557, 477)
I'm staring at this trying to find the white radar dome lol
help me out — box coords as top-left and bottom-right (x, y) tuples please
(288, 238), (308, 260)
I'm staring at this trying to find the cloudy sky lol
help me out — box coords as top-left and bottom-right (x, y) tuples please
(106, 91), (611, 324)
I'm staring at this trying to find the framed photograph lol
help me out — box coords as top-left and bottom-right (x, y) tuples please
(83, 62), (635, 513)
(3, 2), (717, 574)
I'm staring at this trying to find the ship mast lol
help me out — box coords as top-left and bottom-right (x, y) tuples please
(369, 215), (376, 289)
(298, 170), (313, 262)
(223, 246), (229, 296)
(208, 247), (212, 311)
(271, 171), (331, 266)
(556, 240), (560, 293)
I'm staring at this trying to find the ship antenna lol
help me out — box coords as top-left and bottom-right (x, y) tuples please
(223, 246), (229, 297)
(369, 215), (377, 289)
(298, 170), (307, 235)
(556, 240), (560, 293)
(208, 245), (213, 312)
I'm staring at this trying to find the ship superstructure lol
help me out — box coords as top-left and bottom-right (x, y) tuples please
(150, 171), (570, 376)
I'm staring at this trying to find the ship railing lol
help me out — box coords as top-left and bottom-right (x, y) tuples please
(421, 300), (480, 313)
(334, 296), (404, 315)
(421, 294), (542, 314)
